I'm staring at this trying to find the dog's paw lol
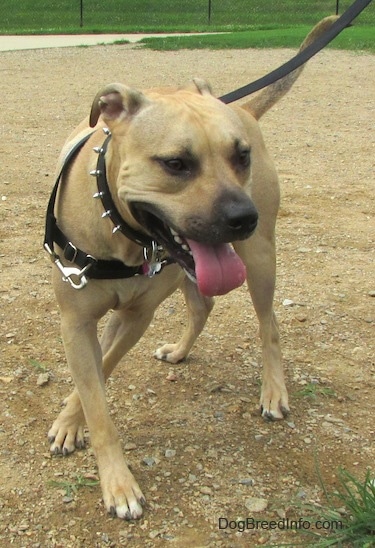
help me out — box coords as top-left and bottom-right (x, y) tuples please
(101, 464), (146, 520)
(154, 344), (186, 364)
(48, 421), (86, 455)
(48, 393), (86, 454)
(259, 384), (290, 421)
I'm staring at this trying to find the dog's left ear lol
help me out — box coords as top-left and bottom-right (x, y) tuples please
(89, 83), (148, 128)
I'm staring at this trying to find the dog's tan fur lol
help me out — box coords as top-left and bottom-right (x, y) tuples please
(47, 17), (337, 519)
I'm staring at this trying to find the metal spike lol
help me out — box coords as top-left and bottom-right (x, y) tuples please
(93, 146), (104, 154)
(112, 225), (122, 234)
(90, 169), (102, 177)
(93, 191), (105, 199)
(101, 210), (112, 218)
(102, 127), (111, 135)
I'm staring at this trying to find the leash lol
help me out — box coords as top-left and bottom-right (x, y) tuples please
(219, 0), (372, 104)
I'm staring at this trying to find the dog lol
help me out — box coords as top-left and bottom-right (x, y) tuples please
(45, 17), (336, 519)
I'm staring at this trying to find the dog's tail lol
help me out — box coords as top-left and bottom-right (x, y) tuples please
(242, 16), (338, 120)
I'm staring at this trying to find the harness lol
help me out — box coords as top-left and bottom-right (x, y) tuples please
(44, 128), (172, 290)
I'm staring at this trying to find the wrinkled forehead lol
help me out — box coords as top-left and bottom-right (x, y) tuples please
(128, 92), (248, 154)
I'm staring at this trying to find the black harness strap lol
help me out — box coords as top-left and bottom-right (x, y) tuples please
(219, 0), (372, 104)
(43, 131), (147, 281)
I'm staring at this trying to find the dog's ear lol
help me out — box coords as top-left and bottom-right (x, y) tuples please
(89, 83), (148, 128)
(192, 78), (213, 96)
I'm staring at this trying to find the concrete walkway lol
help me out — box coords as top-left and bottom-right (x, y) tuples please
(0, 33), (215, 52)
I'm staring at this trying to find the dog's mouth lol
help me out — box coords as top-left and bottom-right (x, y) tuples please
(131, 205), (247, 297)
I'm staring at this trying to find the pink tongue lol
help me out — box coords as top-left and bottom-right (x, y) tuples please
(186, 239), (246, 297)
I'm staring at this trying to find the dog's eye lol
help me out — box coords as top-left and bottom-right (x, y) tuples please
(237, 149), (250, 168)
(162, 158), (188, 174)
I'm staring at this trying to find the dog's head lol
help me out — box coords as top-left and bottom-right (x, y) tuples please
(89, 82), (259, 296)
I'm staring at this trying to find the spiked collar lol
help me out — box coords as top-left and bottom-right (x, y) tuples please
(44, 128), (172, 290)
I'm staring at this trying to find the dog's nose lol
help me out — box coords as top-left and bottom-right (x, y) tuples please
(220, 194), (258, 240)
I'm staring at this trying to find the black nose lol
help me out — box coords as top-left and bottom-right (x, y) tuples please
(219, 192), (258, 240)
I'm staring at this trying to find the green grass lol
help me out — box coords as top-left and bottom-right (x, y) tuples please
(49, 474), (99, 498)
(1, 0), (374, 34)
(137, 25), (374, 53)
(294, 382), (337, 400)
(300, 468), (375, 547)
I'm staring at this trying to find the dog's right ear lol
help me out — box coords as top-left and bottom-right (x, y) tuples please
(89, 83), (148, 128)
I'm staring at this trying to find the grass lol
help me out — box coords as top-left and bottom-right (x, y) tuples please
(299, 468), (375, 547)
(29, 358), (48, 372)
(49, 474), (99, 498)
(1, 0), (374, 34)
(135, 24), (374, 53)
(294, 382), (336, 400)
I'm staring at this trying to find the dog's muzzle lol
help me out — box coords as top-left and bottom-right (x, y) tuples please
(130, 191), (258, 297)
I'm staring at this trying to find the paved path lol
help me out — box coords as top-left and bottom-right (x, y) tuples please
(0, 33), (215, 52)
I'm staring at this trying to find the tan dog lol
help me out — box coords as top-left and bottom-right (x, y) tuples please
(46, 17), (336, 519)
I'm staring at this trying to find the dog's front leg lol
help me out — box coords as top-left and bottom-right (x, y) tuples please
(57, 315), (145, 519)
(154, 276), (214, 363)
(234, 234), (289, 420)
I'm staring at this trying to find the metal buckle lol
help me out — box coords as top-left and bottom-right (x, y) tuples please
(63, 241), (78, 263)
(44, 243), (91, 290)
(143, 241), (164, 278)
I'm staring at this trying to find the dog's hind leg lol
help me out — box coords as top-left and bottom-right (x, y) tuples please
(234, 234), (289, 420)
(154, 276), (214, 363)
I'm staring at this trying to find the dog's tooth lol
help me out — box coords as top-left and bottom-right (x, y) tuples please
(182, 244), (190, 251)
(174, 235), (183, 244)
(170, 227), (178, 236)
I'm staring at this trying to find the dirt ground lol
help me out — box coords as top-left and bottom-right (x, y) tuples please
(0, 42), (374, 547)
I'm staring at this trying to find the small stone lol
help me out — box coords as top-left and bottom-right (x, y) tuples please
(238, 478), (255, 486)
(62, 495), (74, 503)
(166, 371), (178, 382)
(297, 247), (311, 253)
(124, 442), (137, 451)
(142, 456), (156, 467)
(303, 437), (312, 444)
(165, 449), (176, 458)
(368, 291), (375, 297)
(37, 372), (50, 386)
(283, 299), (295, 307)
(200, 486), (212, 495)
(245, 497), (268, 513)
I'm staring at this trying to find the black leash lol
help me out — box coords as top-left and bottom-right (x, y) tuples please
(219, 0), (372, 104)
